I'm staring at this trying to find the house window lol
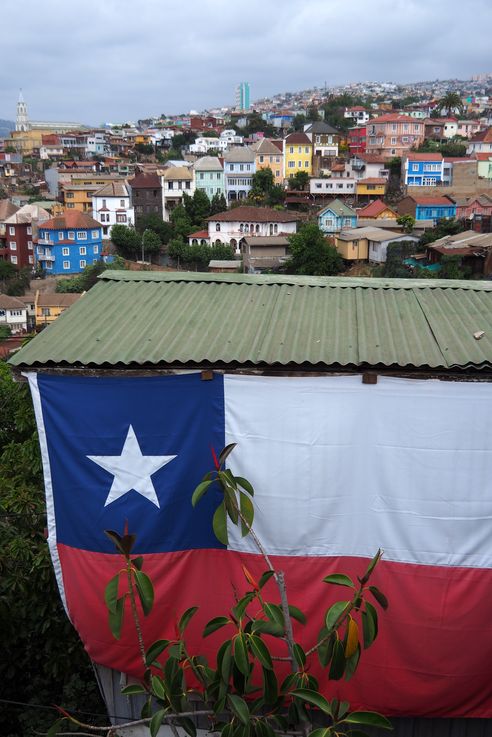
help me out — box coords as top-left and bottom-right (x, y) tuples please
(28, 241), (33, 250)
(80, 260), (86, 268)
(289, 147), (294, 154)
(26, 225), (32, 235)
(116, 214), (127, 223)
(9, 226), (15, 235)
(77, 231), (87, 240)
(120, 200), (125, 207)
(92, 230), (99, 238)
(63, 260), (70, 269)
(259, 155), (264, 163)
(391, 137), (397, 145)
(9, 241), (16, 250)
(10, 255), (17, 264)
(305, 147), (310, 154)
(29, 255), (34, 264)
(66, 192), (74, 198)
(288, 161), (295, 168)
(412, 164), (419, 171)
(41, 307), (51, 316)
(46, 262), (53, 270)
(94, 245), (99, 254)
(62, 247), (69, 256)
(304, 161), (309, 168)
(185, 182), (191, 189)
(168, 182), (174, 190)
(68, 231), (75, 240)
(216, 223), (221, 231)
(79, 246), (87, 255)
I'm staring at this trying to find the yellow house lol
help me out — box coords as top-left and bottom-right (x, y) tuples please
(135, 133), (152, 145)
(356, 199), (397, 219)
(356, 178), (387, 200)
(251, 139), (284, 184)
(284, 132), (313, 179)
(9, 129), (45, 154)
(61, 175), (124, 213)
(35, 291), (82, 329)
(335, 230), (369, 261)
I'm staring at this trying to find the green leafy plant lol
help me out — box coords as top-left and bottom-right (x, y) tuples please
(53, 444), (391, 737)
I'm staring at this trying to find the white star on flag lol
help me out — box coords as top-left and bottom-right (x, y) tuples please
(87, 425), (176, 508)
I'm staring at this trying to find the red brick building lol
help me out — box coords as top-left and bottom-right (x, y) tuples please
(0, 204), (50, 268)
(348, 126), (366, 155)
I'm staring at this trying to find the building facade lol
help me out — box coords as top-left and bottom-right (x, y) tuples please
(206, 206), (299, 252)
(403, 153), (445, 187)
(366, 114), (425, 157)
(129, 172), (163, 226)
(92, 181), (134, 238)
(37, 211), (104, 274)
(193, 157), (226, 201)
(284, 132), (313, 178)
(224, 147), (256, 201)
(318, 199), (358, 234)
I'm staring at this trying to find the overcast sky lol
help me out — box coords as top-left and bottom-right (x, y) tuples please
(1, 0), (490, 124)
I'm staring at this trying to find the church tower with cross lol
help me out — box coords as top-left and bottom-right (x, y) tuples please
(16, 90), (29, 132)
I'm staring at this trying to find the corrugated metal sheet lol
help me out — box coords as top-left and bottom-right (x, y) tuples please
(10, 272), (492, 371)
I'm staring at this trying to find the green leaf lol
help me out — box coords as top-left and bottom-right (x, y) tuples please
(290, 688), (332, 715)
(288, 604), (307, 624)
(213, 502), (228, 545)
(46, 718), (65, 737)
(322, 574), (355, 588)
(362, 602), (378, 649)
(262, 666), (278, 705)
(249, 634), (273, 669)
(224, 486), (239, 525)
(293, 643), (306, 668)
(220, 640), (233, 682)
(192, 479), (214, 507)
(343, 711), (392, 730)
(104, 529), (124, 554)
(121, 683), (147, 695)
(233, 592), (254, 621)
(228, 694), (250, 725)
(151, 675), (166, 700)
(145, 639), (170, 666)
(234, 633), (250, 676)
(204, 616), (231, 637)
(219, 443), (237, 466)
(360, 549), (382, 584)
(132, 556), (144, 570)
(251, 620), (284, 637)
(134, 569), (154, 615)
(178, 606), (198, 635)
(325, 601), (350, 632)
(108, 595), (125, 639)
(239, 491), (254, 536)
(368, 585), (389, 610)
(150, 709), (166, 737)
(264, 602), (284, 627)
(308, 729), (333, 737)
(317, 629), (335, 668)
(179, 717), (197, 737)
(104, 573), (119, 614)
(236, 476), (254, 496)
(344, 644), (361, 682)
(328, 638), (345, 680)
(258, 570), (275, 589)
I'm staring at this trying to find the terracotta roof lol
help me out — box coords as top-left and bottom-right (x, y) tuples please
(372, 114), (419, 123)
(358, 178), (387, 185)
(0, 294), (27, 310)
(474, 153), (492, 161)
(36, 293), (81, 308)
(0, 200), (19, 222)
(93, 181), (129, 198)
(405, 152), (443, 161)
(285, 132), (311, 145)
(129, 172), (161, 188)
(188, 230), (210, 238)
(469, 127), (492, 143)
(411, 196), (455, 206)
(162, 167), (192, 180)
(354, 153), (388, 164)
(40, 211), (102, 230)
(4, 204), (50, 224)
(207, 207), (301, 223)
(271, 140), (284, 152)
(251, 138), (284, 156)
(357, 200), (396, 218)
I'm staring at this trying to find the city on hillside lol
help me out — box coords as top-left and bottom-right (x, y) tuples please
(1, 75), (492, 336)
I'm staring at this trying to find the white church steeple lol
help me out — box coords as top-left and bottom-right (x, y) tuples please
(16, 90), (29, 132)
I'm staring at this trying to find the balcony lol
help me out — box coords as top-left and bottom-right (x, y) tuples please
(352, 161), (365, 171)
(38, 254), (55, 262)
(37, 238), (53, 246)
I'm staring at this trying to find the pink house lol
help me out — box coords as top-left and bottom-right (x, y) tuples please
(366, 114), (425, 158)
(455, 194), (492, 220)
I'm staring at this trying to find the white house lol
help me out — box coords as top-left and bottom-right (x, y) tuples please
(344, 107), (370, 124)
(348, 154), (390, 180)
(224, 147), (256, 201)
(92, 181), (134, 239)
(206, 206), (300, 253)
(310, 177), (356, 196)
(161, 166), (195, 220)
(0, 294), (28, 334)
(189, 137), (228, 154)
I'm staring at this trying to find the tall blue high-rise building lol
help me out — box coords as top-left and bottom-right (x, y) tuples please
(235, 82), (250, 111)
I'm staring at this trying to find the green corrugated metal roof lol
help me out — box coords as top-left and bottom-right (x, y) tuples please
(10, 271), (492, 372)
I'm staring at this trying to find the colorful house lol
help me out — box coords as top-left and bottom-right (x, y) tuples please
(397, 195), (457, 223)
(356, 178), (387, 201)
(366, 114), (425, 157)
(356, 200), (397, 220)
(251, 139), (283, 185)
(283, 132), (313, 179)
(193, 156), (226, 201)
(36, 211), (104, 275)
(348, 126), (366, 155)
(304, 121), (339, 158)
(34, 291), (81, 329)
(224, 147), (256, 202)
(403, 153), (444, 187)
(318, 199), (358, 234)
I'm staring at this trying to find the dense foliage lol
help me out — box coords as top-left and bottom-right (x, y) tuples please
(0, 362), (105, 736)
(286, 223), (344, 276)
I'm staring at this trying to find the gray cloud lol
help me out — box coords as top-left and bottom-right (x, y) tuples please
(1, 0), (490, 124)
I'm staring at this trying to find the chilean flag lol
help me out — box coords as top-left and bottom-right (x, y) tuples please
(27, 372), (492, 718)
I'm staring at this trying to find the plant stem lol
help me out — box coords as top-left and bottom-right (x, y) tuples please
(125, 557), (147, 668)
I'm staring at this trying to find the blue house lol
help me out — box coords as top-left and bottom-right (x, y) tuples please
(318, 199), (358, 234)
(398, 195), (457, 224)
(37, 212), (105, 275)
(404, 153), (444, 186)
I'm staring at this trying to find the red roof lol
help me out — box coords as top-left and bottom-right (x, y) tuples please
(405, 152), (443, 161)
(358, 177), (387, 185)
(469, 128), (492, 143)
(40, 211), (102, 230)
(129, 172), (161, 188)
(372, 114), (417, 123)
(207, 206), (301, 223)
(411, 196), (455, 206)
(357, 200), (396, 218)
(188, 230), (209, 238)
(474, 153), (492, 161)
(285, 132), (311, 145)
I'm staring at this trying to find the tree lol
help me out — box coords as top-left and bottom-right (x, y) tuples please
(286, 223), (344, 276)
(396, 214), (416, 234)
(210, 192), (227, 215)
(183, 189), (212, 226)
(0, 363), (104, 735)
(419, 218), (464, 246)
(136, 213), (174, 244)
(110, 224), (141, 259)
(306, 105), (320, 122)
(292, 113), (306, 132)
(288, 171), (310, 191)
(142, 229), (161, 258)
(435, 92), (464, 118)
(167, 237), (188, 267)
(170, 205), (193, 240)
